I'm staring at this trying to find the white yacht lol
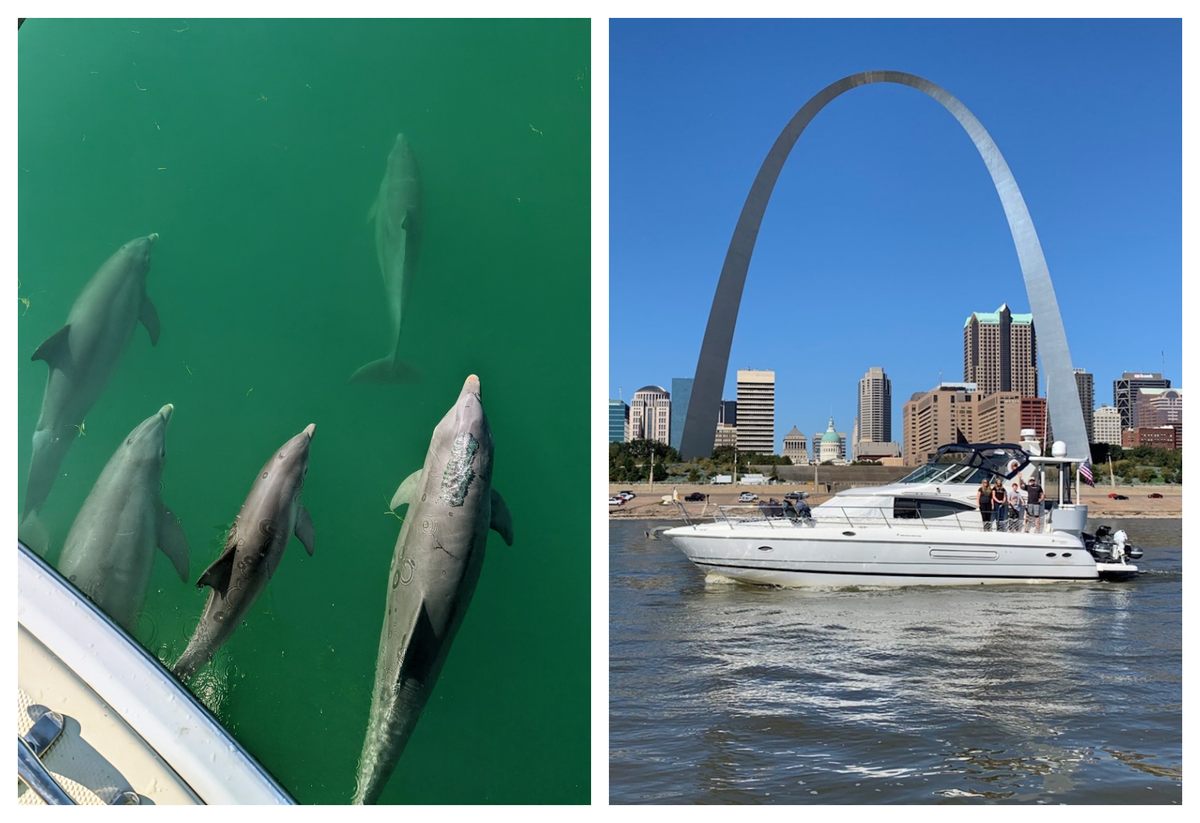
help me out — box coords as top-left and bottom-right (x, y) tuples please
(664, 440), (1141, 587)
(17, 541), (294, 805)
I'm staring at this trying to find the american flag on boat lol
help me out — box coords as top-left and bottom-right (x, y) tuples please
(1079, 459), (1095, 486)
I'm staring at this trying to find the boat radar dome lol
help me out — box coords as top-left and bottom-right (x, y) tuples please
(1051, 440), (1068, 458)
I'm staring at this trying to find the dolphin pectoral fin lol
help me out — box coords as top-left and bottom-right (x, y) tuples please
(31, 324), (72, 370)
(367, 193), (379, 223)
(490, 490), (514, 546)
(139, 297), (161, 345)
(197, 543), (237, 593)
(390, 470), (423, 510)
(295, 506), (315, 556)
(19, 512), (50, 555)
(157, 503), (190, 580)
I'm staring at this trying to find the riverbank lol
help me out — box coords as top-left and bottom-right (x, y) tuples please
(608, 482), (1183, 520)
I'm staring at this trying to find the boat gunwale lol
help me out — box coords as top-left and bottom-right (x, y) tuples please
(17, 541), (295, 806)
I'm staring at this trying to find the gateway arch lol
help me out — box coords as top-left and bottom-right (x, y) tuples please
(677, 70), (1089, 462)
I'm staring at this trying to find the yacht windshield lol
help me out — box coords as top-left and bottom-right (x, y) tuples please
(898, 444), (1029, 485)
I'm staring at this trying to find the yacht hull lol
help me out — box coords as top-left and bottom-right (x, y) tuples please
(665, 524), (1099, 587)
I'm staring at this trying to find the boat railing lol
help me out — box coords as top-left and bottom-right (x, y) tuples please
(712, 504), (1050, 534)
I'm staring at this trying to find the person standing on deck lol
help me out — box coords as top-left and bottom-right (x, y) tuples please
(1009, 482), (1027, 532)
(977, 479), (994, 531)
(1024, 476), (1044, 533)
(991, 480), (1008, 532)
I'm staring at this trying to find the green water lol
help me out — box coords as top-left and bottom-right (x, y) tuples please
(17, 19), (590, 804)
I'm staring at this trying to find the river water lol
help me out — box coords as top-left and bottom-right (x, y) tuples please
(18, 19), (590, 804)
(609, 518), (1181, 804)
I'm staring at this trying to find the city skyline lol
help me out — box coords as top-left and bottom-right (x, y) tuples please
(610, 20), (1180, 453)
(612, 357), (1178, 457)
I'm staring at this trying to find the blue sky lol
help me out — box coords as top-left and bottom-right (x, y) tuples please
(609, 19), (1181, 453)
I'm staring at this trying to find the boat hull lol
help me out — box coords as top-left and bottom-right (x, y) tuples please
(665, 523), (1099, 587)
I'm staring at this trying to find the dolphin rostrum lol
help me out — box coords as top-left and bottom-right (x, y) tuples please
(22, 234), (162, 549)
(173, 424), (317, 680)
(56, 404), (189, 632)
(353, 374), (513, 805)
(351, 132), (420, 383)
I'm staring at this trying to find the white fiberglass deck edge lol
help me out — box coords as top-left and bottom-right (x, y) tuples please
(17, 542), (293, 805)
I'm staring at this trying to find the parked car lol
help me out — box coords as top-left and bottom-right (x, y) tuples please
(608, 496), (625, 507)
(1148, 492), (1164, 499)
(738, 492), (758, 503)
(684, 492), (707, 502)
(1107, 493), (1129, 500)
(617, 490), (636, 500)
(783, 491), (807, 502)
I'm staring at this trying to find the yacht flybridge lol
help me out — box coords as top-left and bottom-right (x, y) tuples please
(665, 439), (1141, 587)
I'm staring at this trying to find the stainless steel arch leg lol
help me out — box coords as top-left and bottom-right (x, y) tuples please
(677, 70), (1087, 461)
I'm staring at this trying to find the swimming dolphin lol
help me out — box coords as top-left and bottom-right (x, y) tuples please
(56, 404), (188, 633)
(21, 234), (162, 549)
(173, 424), (317, 680)
(352, 374), (513, 805)
(351, 132), (420, 383)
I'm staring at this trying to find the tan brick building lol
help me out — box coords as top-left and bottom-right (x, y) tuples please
(903, 385), (1048, 466)
(1122, 425), (1180, 450)
(903, 383), (979, 466)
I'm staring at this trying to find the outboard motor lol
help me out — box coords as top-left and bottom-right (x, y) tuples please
(1083, 524), (1143, 562)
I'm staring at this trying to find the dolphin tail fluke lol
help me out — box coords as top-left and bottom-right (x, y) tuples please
(349, 354), (420, 384)
(18, 511), (50, 554)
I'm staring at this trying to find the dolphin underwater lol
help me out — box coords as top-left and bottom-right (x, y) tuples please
(173, 423), (317, 680)
(22, 233), (162, 548)
(352, 374), (513, 805)
(56, 404), (188, 633)
(351, 132), (421, 383)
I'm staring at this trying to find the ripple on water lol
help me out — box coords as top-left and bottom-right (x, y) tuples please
(609, 520), (1182, 804)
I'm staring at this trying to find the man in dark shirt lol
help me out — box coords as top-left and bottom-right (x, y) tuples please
(1024, 477), (1044, 532)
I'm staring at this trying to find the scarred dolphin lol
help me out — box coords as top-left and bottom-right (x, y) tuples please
(351, 132), (420, 383)
(22, 234), (162, 549)
(57, 404), (188, 633)
(173, 424), (316, 680)
(352, 375), (513, 805)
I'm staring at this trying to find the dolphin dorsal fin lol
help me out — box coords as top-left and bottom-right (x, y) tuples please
(295, 506), (315, 556)
(390, 470), (423, 511)
(157, 503), (190, 581)
(490, 490), (513, 546)
(32, 325), (72, 370)
(197, 531), (238, 593)
(140, 297), (161, 345)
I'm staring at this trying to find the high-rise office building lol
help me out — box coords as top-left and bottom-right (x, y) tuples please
(713, 399), (738, 452)
(963, 303), (1038, 398)
(902, 383), (979, 466)
(669, 377), (693, 452)
(1113, 372), (1171, 429)
(857, 366), (892, 449)
(629, 385), (671, 445)
(859, 367), (897, 458)
(975, 393), (1047, 445)
(1073, 368), (1095, 444)
(1135, 388), (1182, 448)
(1093, 405), (1122, 447)
(735, 369), (775, 454)
(782, 427), (808, 465)
(713, 424), (738, 450)
(608, 399), (629, 443)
